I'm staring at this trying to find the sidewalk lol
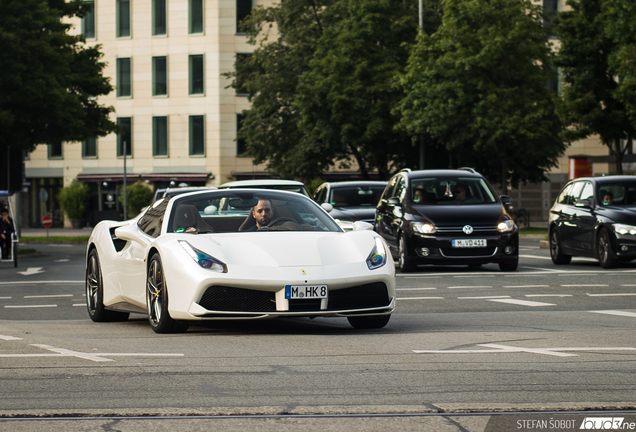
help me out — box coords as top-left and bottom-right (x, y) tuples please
(20, 228), (93, 237)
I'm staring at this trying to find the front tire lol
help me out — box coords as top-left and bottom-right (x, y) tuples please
(550, 229), (571, 265)
(597, 229), (618, 269)
(86, 249), (129, 322)
(347, 314), (391, 329)
(499, 256), (518, 272)
(147, 253), (189, 334)
(397, 235), (415, 273)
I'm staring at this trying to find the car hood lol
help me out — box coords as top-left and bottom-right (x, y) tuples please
(410, 204), (505, 226)
(172, 231), (377, 268)
(329, 207), (376, 222)
(595, 206), (636, 224)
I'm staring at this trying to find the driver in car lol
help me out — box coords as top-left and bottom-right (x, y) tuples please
(252, 199), (274, 229)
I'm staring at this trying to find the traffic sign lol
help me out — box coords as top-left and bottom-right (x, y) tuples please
(41, 215), (53, 228)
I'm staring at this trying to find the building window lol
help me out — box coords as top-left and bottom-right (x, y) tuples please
(153, 0), (167, 36)
(543, 0), (558, 36)
(236, 0), (252, 34)
(236, 114), (247, 156)
(153, 117), (168, 157)
(152, 56), (167, 96)
(82, 1), (96, 39)
(235, 53), (252, 96)
(117, 117), (132, 157)
(48, 142), (63, 159)
(116, 58), (132, 97)
(82, 137), (97, 158)
(189, 115), (205, 156)
(117, 0), (131, 38)
(189, 0), (204, 34)
(189, 54), (204, 95)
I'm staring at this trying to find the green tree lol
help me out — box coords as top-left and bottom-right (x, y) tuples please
(397, 0), (564, 191)
(603, 0), (636, 131)
(58, 180), (90, 222)
(119, 181), (154, 218)
(296, 0), (441, 179)
(556, 0), (635, 174)
(0, 0), (116, 154)
(223, 0), (335, 180)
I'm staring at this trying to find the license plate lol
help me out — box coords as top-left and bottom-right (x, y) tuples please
(285, 285), (328, 299)
(452, 239), (487, 248)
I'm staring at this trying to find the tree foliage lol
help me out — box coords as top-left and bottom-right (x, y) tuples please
(0, 0), (116, 154)
(397, 0), (564, 191)
(119, 181), (154, 218)
(556, 0), (635, 174)
(58, 180), (90, 221)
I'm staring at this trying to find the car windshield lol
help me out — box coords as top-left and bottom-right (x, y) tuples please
(410, 177), (498, 205)
(166, 190), (341, 233)
(597, 181), (636, 206)
(329, 185), (386, 207)
(222, 183), (310, 197)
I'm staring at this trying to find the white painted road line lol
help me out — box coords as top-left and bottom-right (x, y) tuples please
(397, 297), (444, 300)
(587, 293), (636, 297)
(525, 294), (572, 297)
(558, 274), (599, 277)
(562, 284), (609, 287)
(589, 310), (636, 318)
(520, 255), (553, 260)
(454, 275), (495, 278)
(622, 284), (636, 287)
(413, 344), (636, 357)
(396, 288), (438, 291)
(487, 298), (556, 307)
(503, 285), (550, 288)
(0, 296), (11, 299)
(0, 344), (186, 362)
(24, 294), (73, 299)
(0, 280), (83, 285)
(4, 305), (57, 308)
(448, 286), (493, 289)
(0, 335), (22, 341)
(73, 304), (85, 307)
(458, 296), (510, 300)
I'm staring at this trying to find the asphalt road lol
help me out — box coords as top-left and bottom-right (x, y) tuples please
(1, 238), (635, 431)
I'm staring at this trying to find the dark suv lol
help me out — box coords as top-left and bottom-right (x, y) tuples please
(549, 175), (636, 268)
(374, 169), (519, 272)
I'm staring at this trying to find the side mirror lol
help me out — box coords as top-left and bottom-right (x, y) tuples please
(387, 197), (401, 206)
(575, 198), (591, 208)
(352, 221), (374, 231)
(321, 203), (333, 212)
(500, 195), (512, 205)
(114, 223), (143, 242)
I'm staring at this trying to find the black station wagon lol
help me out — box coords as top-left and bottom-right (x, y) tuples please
(549, 175), (636, 268)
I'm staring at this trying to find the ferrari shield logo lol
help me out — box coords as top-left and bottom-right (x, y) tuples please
(301, 270), (306, 275)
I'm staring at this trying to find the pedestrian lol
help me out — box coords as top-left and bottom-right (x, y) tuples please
(1, 206), (14, 259)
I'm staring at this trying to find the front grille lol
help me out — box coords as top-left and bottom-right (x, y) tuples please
(435, 226), (498, 234)
(327, 282), (390, 310)
(288, 299), (323, 311)
(439, 247), (497, 257)
(198, 286), (276, 312)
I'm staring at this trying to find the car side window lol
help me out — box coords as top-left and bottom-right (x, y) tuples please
(381, 176), (399, 201)
(314, 186), (327, 203)
(557, 184), (572, 204)
(137, 198), (170, 237)
(567, 182), (585, 205)
(580, 182), (594, 201)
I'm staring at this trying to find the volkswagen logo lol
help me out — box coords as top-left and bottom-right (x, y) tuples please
(462, 225), (474, 235)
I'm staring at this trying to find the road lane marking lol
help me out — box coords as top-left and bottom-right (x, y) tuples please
(17, 268), (45, 276)
(589, 310), (636, 318)
(525, 294), (572, 297)
(487, 298), (556, 307)
(448, 286), (493, 289)
(503, 285), (550, 288)
(558, 274), (599, 277)
(0, 335), (22, 341)
(621, 284), (636, 287)
(54, 259), (70, 262)
(0, 280), (83, 285)
(562, 284), (608, 287)
(73, 304), (85, 307)
(24, 294), (73, 299)
(397, 297), (444, 300)
(453, 275), (495, 278)
(587, 293), (636, 297)
(520, 255), (553, 260)
(0, 344), (186, 363)
(413, 344), (636, 357)
(458, 296), (510, 299)
(0, 297), (11, 299)
(396, 288), (438, 291)
(4, 305), (57, 308)
(403, 276), (442, 279)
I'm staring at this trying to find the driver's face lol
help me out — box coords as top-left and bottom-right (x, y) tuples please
(252, 200), (273, 227)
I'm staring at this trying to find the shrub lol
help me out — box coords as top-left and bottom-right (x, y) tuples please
(58, 180), (90, 221)
(119, 180), (154, 218)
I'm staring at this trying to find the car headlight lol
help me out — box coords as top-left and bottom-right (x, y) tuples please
(179, 240), (228, 273)
(497, 220), (515, 233)
(367, 237), (387, 270)
(613, 224), (636, 235)
(412, 221), (436, 234)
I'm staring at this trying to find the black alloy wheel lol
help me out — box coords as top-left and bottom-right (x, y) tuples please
(597, 229), (618, 269)
(398, 235), (415, 273)
(550, 229), (572, 265)
(347, 314), (391, 329)
(86, 249), (129, 322)
(498, 256), (519, 272)
(146, 253), (189, 334)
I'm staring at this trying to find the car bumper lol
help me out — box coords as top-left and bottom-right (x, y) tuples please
(615, 234), (636, 260)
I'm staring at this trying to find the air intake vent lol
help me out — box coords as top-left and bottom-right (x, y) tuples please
(327, 282), (389, 310)
(198, 286), (276, 312)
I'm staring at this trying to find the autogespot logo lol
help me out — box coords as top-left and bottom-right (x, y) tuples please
(462, 225), (473, 235)
(580, 417), (626, 430)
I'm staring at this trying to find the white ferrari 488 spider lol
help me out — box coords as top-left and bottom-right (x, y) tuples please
(85, 189), (396, 333)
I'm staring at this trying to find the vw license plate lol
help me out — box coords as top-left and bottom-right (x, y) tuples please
(452, 239), (487, 248)
(285, 285), (328, 299)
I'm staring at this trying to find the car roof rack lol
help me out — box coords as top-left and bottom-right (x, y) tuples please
(458, 167), (477, 174)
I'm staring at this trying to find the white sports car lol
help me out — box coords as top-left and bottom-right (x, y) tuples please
(86, 189), (396, 333)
